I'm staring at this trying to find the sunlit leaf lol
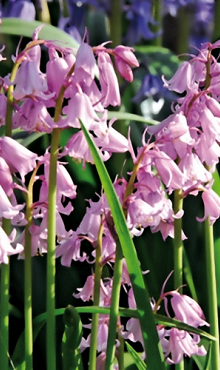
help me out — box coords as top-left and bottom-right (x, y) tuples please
(0, 18), (79, 48)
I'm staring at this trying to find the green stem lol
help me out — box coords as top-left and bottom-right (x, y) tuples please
(0, 59), (19, 369)
(173, 189), (184, 370)
(35, 0), (51, 23)
(177, 6), (190, 57)
(5, 62), (19, 137)
(117, 335), (124, 370)
(24, 165), (39, 370)
(105, 242), (123, 370)
(109, 0), (122, 48)
(46, 127), (61, 370)
(0, 222), (10, 370)
(88, 220), (104, 370)
(213, 0), (220, 42)
(204, 219), (220, 369)
(151, 0), (162, 46)
(46, 56), (74, 370)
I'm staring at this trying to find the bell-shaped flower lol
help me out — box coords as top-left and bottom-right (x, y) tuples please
(0, 185), (24, 219)
(179, 152), (212, 191)
(196, 134), (220, 168)
(166, 291), (209, 328)
(97, 51), (121, 107)
(0, 136), (38, 181)
(162, 61), (197, 93)
(0, 157), (13, 196)
(72, 42), (96, 83)
(0, 228), (23, 264)
(13, 98), (55, 133)
(73, 274), (94, 302)
(165, 328), (207, 364)
(151, 148), (185, 192)
(93, 118), (129, 153)
(196, 187), (220, 225)
(61, 87), (101, 130)
(65, 130), (110, 168)
(200, 105), (220, 147)
(13, 44), (49, 100)
(46, 48), (70, 98)
(56, 232), (87, 266)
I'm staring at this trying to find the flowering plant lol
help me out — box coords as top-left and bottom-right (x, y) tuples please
(0, 1), (219, 370)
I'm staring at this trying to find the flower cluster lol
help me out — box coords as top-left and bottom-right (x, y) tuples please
(0, 26), (216, 367)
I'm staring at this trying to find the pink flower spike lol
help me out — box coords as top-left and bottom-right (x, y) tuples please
(113, 45), (139, 82)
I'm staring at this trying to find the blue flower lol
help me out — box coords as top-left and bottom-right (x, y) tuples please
(132, 73), (174, 104)
(123, 0), (161, 45)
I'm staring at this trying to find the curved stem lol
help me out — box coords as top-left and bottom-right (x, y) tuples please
(204, 219), (220, 369)
(88, 219), (104, 370)
(105, 242), (123, 370)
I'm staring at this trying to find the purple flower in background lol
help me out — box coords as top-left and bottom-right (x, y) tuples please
(123, 0), (161, 45)
(2, 0), (36, 20)
(189, 0), (214, 48)
(133, 73), (174, 103)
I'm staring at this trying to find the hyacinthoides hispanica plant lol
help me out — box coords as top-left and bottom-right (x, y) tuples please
(0, 11), (220, 370)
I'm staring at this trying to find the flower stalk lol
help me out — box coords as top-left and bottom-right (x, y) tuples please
(105, 241), (123, 370)
(204, 219), (220, 369)
(24, 164), (39, 370)
(46, 126), (61, 370)
(173, 188), (184, 370)
(88, 219), (104, 370)
(0, 60), (19, 369)
(0, 221), (10, 370)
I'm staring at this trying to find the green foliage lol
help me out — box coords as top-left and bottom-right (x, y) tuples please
(0, 18), (79, 48)
(62, 305), (83, 370)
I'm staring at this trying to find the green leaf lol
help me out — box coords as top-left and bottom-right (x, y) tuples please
(11, 314), (46, 368)
(125, 342), (147, 370)
(107, 111), (159, 126)
(0, 18), (79, 48)
(62, 305), (83, 370)
(79, 119), (165, 370)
